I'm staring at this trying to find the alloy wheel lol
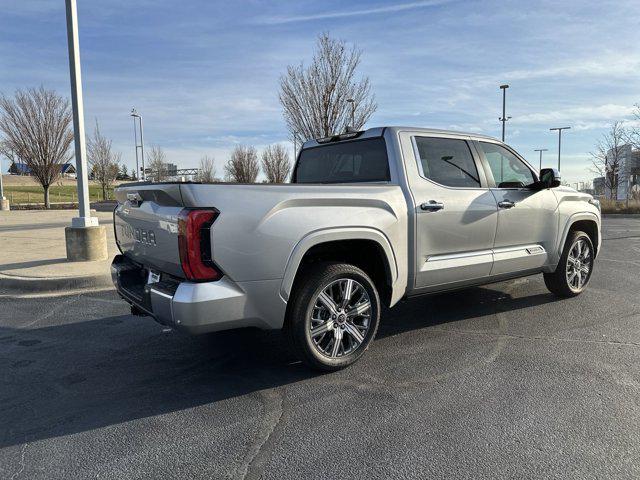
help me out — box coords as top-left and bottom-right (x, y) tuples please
(565, 238), (592, 291)
(308, 278), (372, 358)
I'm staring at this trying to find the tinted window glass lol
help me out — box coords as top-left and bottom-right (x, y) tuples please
(480, 142), (535, 187)
(414, 137), (480, 188)
(294, 138), (390, 184)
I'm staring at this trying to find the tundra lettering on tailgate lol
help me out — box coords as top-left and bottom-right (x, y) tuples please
(119, 224), (157, 246)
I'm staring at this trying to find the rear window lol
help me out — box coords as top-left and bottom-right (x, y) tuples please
(294, 138), (390, 183)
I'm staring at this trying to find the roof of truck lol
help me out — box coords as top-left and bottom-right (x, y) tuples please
(302, 126), (501, 149)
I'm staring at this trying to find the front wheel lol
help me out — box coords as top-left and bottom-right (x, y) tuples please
(285, 262), (380, 371)
(544, 230), (594, 297)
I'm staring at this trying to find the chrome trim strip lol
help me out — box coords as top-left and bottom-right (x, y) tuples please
(426, 249), (493, 262)
(493, 244), (546, 255)
(149, 288), (173, 300)
(426, 244), (546, 263)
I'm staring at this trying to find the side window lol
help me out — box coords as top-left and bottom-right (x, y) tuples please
(414, 137), (481, 188)
(479, 142), (535, 188)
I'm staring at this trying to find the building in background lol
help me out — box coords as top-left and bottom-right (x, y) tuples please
(597, 144), (640, 200)
(593, 177), (605, 197)
(8, 162), (76, 178)
(166, 163), (178, 177)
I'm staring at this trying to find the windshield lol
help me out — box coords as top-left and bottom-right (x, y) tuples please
(294, 137), (390, 183)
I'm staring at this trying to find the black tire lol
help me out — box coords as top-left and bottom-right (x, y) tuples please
(284, 262), (380, 371)
(544, 230), (594, 297)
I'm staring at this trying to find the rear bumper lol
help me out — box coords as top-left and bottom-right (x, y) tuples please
(111, 255), (285, 334)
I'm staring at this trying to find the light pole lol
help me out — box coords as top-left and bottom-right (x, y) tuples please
(131, 112), (139, 180)
(64, 0), (107, 260)
(0, 153), (6, 210)
(499, 85), (511, 142)
(131, 109), (145, 181)
(550, 126), (571, 171)
(347, 98), (355, 128)
(534, 148), (548, 171)
(293, 132), (298, 161)
(65, 0), (93, 227)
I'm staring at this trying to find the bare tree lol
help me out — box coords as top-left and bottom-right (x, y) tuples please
(0, 141), (21, 176)
(627, 103), (640, 150)
(197, 155), (217, 183)
(279, 33), (377, 145)
(87, 120), (121, 200)
(0, 87), (73, 208)
(590, 121), (627, 200)
(147, 145), (167, 182)
(261, 144), (290, 183)
(224, 145), (259, 183)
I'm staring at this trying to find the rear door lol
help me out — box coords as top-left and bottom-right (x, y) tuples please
(474, 141), (559, 275)
(113, 184), (185, 277)
(402, 133), (498, 291)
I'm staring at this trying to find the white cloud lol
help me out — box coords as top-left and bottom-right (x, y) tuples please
(502, 55), (640, 81)
(512, 104), (634, 127)
(254, 0), (456, 25)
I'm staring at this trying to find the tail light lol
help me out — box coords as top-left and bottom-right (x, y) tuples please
(178, 208), (222, 281)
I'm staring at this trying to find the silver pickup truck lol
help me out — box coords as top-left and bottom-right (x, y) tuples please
(111, 126), (601, 370)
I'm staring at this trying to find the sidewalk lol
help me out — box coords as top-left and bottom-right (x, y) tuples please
(0, 210), (117, 293)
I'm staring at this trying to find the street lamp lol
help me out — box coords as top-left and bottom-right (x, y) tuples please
(131, 108), (145, 181)
(347, 98), (355, 129)
(534, 148), (548, 171)
(293, 131), (298, 161)
(550, 126), (571, 171)
(131, 110), (139, 180)
(499, 84), (510, 142)
(0, 150), (6, 210)
(64, 0), (107, 261)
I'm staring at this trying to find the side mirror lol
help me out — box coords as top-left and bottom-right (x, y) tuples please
(539, 168), (561, 189)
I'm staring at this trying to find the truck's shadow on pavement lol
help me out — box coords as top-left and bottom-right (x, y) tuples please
(0, 284), (558, 448)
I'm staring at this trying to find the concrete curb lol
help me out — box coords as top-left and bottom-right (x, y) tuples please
(602, 213), (640, 218)
(0, 271), (114, 293)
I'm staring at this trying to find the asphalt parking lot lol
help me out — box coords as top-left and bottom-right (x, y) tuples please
(1, 217), (639, 479)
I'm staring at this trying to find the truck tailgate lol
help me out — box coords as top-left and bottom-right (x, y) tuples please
(113, 183), (185, 278)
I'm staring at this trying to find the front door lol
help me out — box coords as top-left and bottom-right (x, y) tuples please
(475, 141), (559, 275)
(404, 134), (498, 290)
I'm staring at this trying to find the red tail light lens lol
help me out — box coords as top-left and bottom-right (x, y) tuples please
(178, 208), (222, 281)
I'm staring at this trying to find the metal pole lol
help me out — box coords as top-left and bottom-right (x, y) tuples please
(627, 172), (630, 208)
(0, 156), (4, 199)
(558, 130), (562, 171)
(499, 84), (509, 142)
(540, 150), (543, 170)
(534, 148), (548, 171)
(65, 0), (96, 227)
(138, 116), (145, 181)
(347, 98), (355, 129)
(132, 114), (139, 180)
(293, 134), (297, 160)
(550, 127), (570, 172)
(501, 88), (506, 141)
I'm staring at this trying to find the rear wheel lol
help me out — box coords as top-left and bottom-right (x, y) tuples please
(544, 230), (594, 297)
(285, 262), (380, 371)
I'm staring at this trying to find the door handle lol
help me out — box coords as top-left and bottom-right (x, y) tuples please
(498, 200), (516, 209)
(420, 200), (444, 211)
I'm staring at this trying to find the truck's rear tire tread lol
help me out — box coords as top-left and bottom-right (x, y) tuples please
(285, 262), (380, 371)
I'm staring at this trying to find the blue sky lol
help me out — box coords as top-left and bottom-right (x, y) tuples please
(2, 0), (639, 184)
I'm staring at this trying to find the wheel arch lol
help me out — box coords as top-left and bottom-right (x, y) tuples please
(280, 228), (400, 307)
(557, 212), (600, 258)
